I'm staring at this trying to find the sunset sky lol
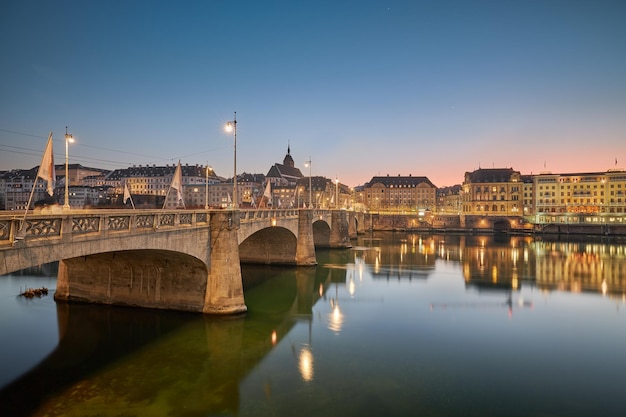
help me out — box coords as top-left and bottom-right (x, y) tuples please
(1, 0), (624, 187)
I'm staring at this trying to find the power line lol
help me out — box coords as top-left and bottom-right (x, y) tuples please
(0, 128), (230, 170)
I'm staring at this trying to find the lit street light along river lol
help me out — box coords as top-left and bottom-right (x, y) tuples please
(1, 232), (626, 417)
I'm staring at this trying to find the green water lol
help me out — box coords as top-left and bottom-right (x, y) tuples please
(1, 232), (626, 416)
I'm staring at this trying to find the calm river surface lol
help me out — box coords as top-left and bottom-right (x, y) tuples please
(1, 232), (626, 417)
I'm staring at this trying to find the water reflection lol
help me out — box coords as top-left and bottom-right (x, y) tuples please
(1, 233), (626, 416)
(297, 344), (314, 382)
(348, 232), (626, 300)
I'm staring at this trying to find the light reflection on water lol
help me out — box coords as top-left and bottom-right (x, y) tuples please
(1, 232), (626, 417)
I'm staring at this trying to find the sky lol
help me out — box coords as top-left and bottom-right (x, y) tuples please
(1, 0), (625, 188)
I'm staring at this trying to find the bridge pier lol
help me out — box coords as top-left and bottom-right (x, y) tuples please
(348, 211), (358, 238)
(329, 210), (352, 249)
(203, 211), (247, 315)
(295, 210), (317, 266)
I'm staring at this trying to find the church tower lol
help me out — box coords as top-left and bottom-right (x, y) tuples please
(283, 144), (295, 168)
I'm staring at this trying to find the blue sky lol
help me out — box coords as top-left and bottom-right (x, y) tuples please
(1, 0), (625, 187)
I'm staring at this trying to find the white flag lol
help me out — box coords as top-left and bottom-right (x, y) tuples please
(171, 161), (184, 204)
(263, 180), (271, 199)
(123, 182), (131, 203)
(37, 133), (56, 196)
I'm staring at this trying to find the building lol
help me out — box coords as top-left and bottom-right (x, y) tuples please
(61, 185), (114, 208)
(436, 185), (462, 214)
(295, 176), (349, 209)
(462, 168), (522, 216)
(105, 164), (214, 208)
(521, 175), (534, 216)
(0, 168), (60, 210)
(532, 169), (626, 219)
(64, 164), (109, 186)
(362, 175), (437, 213)
(265, 146), (304, 187)
(0, 163), (108, 210)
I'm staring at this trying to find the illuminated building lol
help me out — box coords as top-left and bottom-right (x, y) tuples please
(462, 168), (522, 216)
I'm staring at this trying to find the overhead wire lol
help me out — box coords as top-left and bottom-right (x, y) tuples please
(0, 128), (229, 171)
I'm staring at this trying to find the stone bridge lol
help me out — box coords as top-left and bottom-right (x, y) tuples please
(0, 209), (360, 314)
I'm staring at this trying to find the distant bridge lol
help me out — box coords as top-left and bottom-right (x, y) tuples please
(0, 209), (363, 314)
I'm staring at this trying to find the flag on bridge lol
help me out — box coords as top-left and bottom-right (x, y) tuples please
(163, 160), (185, 209)
(263, 180), (272, 207)
(20, 132), (57, 237)
(37, 133), (56, 196)
(171, 161), (185, 207)
(123, 181), (135, 209)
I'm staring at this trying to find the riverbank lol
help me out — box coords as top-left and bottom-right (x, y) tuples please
(363, 213), (626, 236)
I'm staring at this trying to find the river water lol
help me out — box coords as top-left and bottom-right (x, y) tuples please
(1, 232), (625, 417)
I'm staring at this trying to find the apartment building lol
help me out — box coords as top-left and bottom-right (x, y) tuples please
(362, 175), (437, 213)
(462, 168), (522, 216)
(533, 170), (626, 215)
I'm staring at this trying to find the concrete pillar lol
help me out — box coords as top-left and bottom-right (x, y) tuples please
(356, 212), (367, 234)
(203, 211), (247, 315)
(56, 259), (70, 301)
(347, 211), (358, 238)
(329, 210), (352, 249)
(295, 209), (317, 266)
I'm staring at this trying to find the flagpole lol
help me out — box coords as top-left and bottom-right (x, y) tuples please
(124, 181), (135, 209)
(163, 160), (184, 209)
(20, 132), (55, 239)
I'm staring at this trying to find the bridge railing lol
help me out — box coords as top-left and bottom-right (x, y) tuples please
(238, 209), (299, 222)
(0, 210), (212, 247)
(0, 208), (336, 248)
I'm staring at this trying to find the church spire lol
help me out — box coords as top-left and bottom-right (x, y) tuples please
(283, 142), (295, 167)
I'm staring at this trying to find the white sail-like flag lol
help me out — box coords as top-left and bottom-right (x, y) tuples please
(37, 133), (56, 196)
(263, 180), (272, 207)
(123, 182), (131, 203)
(20, 132), (56, 237)
(123, 181), (135, 209)
(171, 161), (184, 206)
(263, 180), (271, 198)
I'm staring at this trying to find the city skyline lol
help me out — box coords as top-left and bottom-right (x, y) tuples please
(1, 0), (625, 188)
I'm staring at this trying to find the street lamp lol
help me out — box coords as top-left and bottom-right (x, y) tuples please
(224, 112), (237, 210)
(304, 157), (312, 209)
(63, 126), (74, 210)
(205, 164), (212, 210)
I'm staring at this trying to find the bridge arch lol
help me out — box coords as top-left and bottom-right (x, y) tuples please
(312, 219), (331, 247)
(58, 249), (209, 311)
(239, 226), (298, 264)
(493, 219), (512, 232)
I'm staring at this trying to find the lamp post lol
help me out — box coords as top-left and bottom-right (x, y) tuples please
(305, 157), (312, 209)
(205, 164), (212, 210)
(224, 112), (237, 210)
(63, 126), (74, 210)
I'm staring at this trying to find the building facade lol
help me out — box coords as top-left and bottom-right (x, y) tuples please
(436, 185), (462, 214)
(462, 168), (522, 216)
(531, 169), (626, 222)
(362, 175), (437, 213)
